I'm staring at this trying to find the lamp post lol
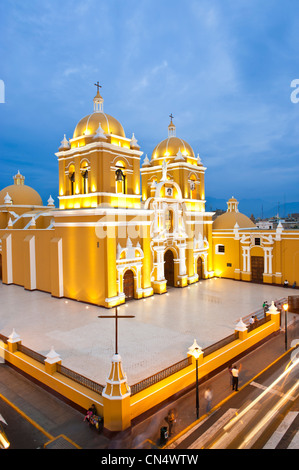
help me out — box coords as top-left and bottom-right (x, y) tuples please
(188, 340), (202, 420)
(283, 303), (288, 351)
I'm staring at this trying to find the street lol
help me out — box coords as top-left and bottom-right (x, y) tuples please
(174, 348), (299, 450)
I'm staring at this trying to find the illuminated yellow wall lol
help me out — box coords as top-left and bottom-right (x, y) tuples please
(141, 163), (205, 204)
(212, 229), (299, 285)
(57, 141), (142, 210)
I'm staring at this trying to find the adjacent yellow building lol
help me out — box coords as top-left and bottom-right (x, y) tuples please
(0, 88), (298, 306)
(213, 197), (299, 286)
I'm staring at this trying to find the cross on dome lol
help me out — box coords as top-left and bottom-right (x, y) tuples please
(168, 113), (176, 137)
(93, 81), (104, 112)
(94, 81), (102, 92)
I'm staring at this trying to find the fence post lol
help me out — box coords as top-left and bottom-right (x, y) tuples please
(235, 318), (248, 340)
(7, 329), (21, 353)
(266, 301), (280, 330)
(102, 353), (131, 432)
(44, 347), (61, 375)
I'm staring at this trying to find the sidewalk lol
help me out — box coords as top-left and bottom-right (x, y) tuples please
(1, 319), (298, 449)
(117, 318), (299, 450)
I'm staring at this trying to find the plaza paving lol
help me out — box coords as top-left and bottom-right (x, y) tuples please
(0, 279), (292, 386)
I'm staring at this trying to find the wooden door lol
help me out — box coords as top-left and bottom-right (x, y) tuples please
(197, 256), (202, 279)
(123, 270), (134, 300)
(251, 256), (264, 283)
(164, 250), (174, 287)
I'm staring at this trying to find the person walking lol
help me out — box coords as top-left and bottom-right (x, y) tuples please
(204, 387), (213, 413)
(231, 364), (242, 391)
(166, 409), (176, 436)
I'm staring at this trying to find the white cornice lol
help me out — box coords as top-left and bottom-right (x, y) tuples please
(58, 192), (141, 200)
(55, 141), (143, 160)
(69, 133), (132, 144)
(141, 161), (207, 172)
(52, 207), (154, 217)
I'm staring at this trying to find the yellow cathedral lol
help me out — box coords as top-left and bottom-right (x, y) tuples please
(0, 87), (298, 307)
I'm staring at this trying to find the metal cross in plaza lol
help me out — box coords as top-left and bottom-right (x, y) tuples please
(94, 81), (102, 92)
(98, 306), (135, 355)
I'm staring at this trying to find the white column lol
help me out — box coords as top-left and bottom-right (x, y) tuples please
(242, 247), (246, 272)
(242, 246), (250, 272)
(178, 244), (187, 275)
(269, 249), (273, 274)
(57, 238), (64, 297)
(155, 247), (165, 281)
(264, 249), (268, 274)
(29, 235), (36, 290)
(5, 234), (13, 284)
(246, 247), (250, 272)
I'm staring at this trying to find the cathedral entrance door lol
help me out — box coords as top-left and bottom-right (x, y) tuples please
(197, 256), (203, 279)
(164, 250), (175, 287)
(123, 269), (134, 300)
(251, 256), (264, 283)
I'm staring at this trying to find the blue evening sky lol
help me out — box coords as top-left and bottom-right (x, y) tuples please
(1, 0), (299, 216)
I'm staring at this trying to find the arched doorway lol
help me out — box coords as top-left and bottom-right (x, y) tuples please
(0, 254), (2, 281)
(197, 256), (203, 279)
(123, 269), (134, 300)
(251, 256), (264, 283)
(164, 250), (175, 287)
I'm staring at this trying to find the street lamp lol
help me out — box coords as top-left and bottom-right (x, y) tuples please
(188, 339), (202, 420)
(283, 303), (288, 351)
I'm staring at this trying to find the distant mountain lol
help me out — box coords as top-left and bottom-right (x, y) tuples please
(205, 197), (299, 219)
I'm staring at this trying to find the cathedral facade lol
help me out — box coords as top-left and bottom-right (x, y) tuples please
(0, 88), (298, 307)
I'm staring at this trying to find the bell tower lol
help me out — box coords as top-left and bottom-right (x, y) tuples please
(55, 85), (143, 210)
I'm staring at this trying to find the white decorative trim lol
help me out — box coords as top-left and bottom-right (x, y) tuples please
(28, 236), (36, 290)
(52, 208), (153, 217)
(57, 238), (64, 297)
(5, 234), (12, 284)
(56, 140), (143, 159)
(58, 192), (141, 199)
(54, 221), (151, 228)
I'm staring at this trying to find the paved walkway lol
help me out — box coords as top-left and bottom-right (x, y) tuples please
(0, 279), (294, 386)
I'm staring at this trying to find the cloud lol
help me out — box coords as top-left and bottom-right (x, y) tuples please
(132, 61), (169, 92)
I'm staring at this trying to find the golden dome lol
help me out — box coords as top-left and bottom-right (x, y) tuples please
(151, 116), (195, 161)
(73, 112), (126, 139)
(152, 136), (195, 160)
(0, 184), (43, 207)
(213, 212), (256, 230)
(213, 198), (255, 229)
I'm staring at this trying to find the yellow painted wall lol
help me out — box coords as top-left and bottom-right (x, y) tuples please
(3, 345), (104, 416)
(130, 318), (279, 421)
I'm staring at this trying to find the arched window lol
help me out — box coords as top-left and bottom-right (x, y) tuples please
(81, 161), (89, 194)
(190, 175), (196, 199)
(165, 208), (174, 233)
(115, 161), (126, 194)
(68, 164), (75, 195)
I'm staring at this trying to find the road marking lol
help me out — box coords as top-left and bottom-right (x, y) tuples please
(288, 430), (299, 449)
(263, 411), (298, 449)
(188, 409), (237, 449)
(166, 415), (210, 449)
(0, 391), (53, 440)
(0, 414), (8, 425)
(250, 381), (296, 401)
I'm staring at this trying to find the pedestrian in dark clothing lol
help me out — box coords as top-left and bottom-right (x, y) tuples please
(228, 364), (233, 387)
(231, 364), (241, 391)
(166, 409), (176, 436)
